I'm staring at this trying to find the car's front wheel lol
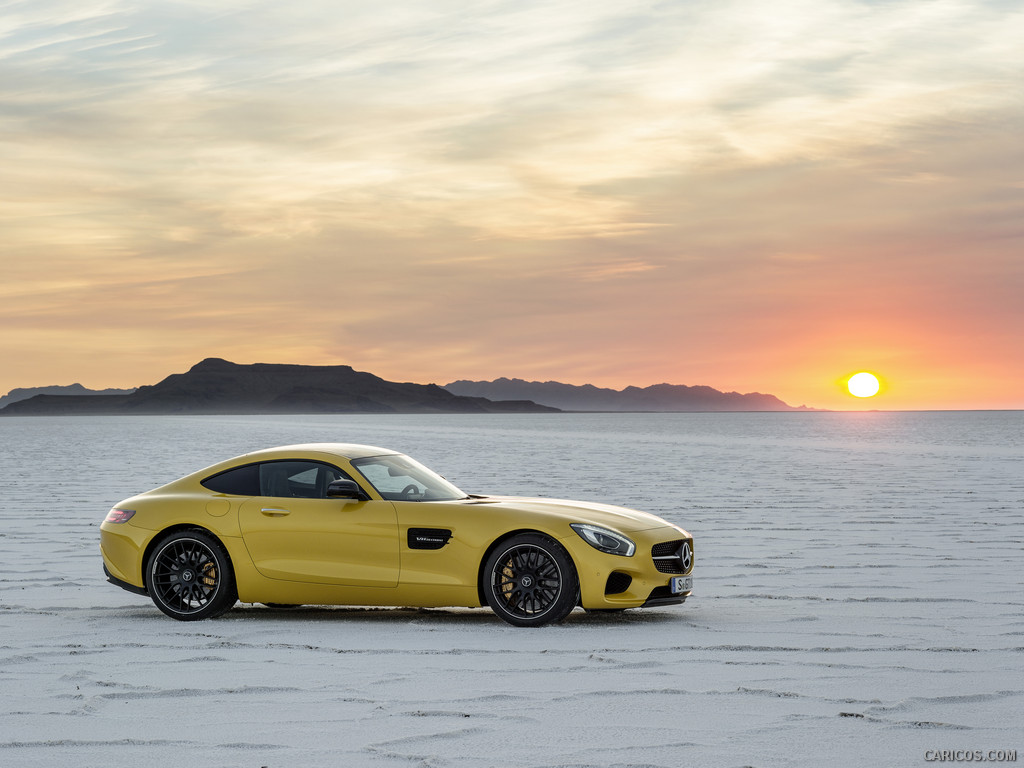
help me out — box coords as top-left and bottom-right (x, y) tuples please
(482, 533), (579, 627)
(147, 529), (237, 621)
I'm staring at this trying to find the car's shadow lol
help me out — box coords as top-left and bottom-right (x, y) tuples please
(208, 603), (688, 627)
(87, 600), (692, 628)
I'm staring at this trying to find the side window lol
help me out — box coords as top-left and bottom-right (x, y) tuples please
(357, 461), (419, 497)
(258, 461), (349, 499)
(202, 464), (260, 496)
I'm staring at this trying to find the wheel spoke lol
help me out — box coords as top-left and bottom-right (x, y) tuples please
(510, 551), (527, 572)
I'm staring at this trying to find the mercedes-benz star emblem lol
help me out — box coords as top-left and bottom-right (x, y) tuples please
(680, 543), (692, 572)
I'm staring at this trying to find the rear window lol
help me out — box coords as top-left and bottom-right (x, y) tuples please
(201, 464), (260, 495)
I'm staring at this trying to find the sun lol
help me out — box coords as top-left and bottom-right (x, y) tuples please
(847, 372), (881, 398)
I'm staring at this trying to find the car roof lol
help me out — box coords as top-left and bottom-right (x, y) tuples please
(237, 443), (401, 462)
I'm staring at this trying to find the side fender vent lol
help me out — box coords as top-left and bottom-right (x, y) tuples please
(407, 528), (452, 550)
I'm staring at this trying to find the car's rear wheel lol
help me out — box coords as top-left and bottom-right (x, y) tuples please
(147, 529), (237, 621)
(482, 534), (578, 627)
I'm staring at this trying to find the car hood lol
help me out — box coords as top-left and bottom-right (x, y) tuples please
(462, 495), (678, 533)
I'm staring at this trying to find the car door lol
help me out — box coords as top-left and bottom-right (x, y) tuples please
(237, 460), (399, 587)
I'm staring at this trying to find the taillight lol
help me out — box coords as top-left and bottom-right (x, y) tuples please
(104, 508), (135, 524)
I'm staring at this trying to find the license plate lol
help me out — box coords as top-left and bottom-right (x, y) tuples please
(670, 576), (692, 594)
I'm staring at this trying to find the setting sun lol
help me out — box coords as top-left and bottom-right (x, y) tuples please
(848, 372), (881, 398)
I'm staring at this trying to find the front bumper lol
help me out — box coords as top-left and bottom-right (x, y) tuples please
(566, 527), (694, 610)
(641, 586), (689, 608)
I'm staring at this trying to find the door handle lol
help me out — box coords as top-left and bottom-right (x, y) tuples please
(260, 507), (291, 516)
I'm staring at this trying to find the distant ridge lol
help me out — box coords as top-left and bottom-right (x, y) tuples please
(0, 383), (136, 410)
(0, 359), (557, 415)
(444, 377), (812, 412)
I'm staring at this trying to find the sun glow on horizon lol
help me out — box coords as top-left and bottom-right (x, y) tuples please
(848, 371), (881, 398)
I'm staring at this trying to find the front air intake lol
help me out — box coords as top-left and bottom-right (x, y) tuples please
(605, 571), (632, 595)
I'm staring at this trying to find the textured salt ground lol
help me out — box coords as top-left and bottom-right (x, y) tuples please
(1, 412), (1022, 767)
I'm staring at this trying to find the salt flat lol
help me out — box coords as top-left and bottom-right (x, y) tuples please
(1, 412), (1021, 767)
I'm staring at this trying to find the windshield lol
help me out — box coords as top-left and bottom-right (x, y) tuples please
(351, 454), (467, 501)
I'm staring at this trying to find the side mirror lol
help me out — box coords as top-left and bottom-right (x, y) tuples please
(326, 479), (366, 500)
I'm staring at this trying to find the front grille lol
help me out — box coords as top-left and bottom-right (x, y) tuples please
(652, 540), (680, 557)
(651, 539), (693, 574)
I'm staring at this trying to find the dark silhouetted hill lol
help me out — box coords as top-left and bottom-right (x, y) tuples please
(1, 359), (557, 415)
(0, 383), (136, 410)
(444, 377), (812, 411)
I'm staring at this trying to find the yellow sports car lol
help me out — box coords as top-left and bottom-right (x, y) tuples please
(101, 443), (694, 626)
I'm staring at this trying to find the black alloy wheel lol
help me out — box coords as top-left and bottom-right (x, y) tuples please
(482, 533), (578, 627)
(148, 529), (237, 621)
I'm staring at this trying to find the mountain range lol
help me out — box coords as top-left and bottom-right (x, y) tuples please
(0, 359), (554, 415)
(0, 383), (136, 410)
(1, 359), (811, 415)
(444, 377), (810, 411)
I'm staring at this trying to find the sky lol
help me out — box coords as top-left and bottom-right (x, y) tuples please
(2, 0), (1022, 410)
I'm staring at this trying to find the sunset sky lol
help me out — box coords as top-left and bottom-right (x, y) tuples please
(3, 0), (1022, 410)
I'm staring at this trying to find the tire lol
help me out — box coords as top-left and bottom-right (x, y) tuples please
(147, 529), (238, 621)
(482, 533), (579, 627)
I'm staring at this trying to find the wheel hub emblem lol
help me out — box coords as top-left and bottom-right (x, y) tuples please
(181, 570), (194, 583)
(521, 575), (534, 588)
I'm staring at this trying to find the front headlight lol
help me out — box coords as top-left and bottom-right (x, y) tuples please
(570, 523), (636, 557)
